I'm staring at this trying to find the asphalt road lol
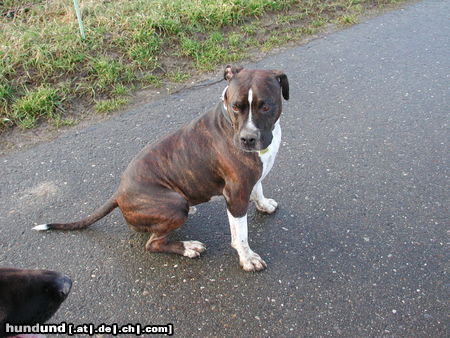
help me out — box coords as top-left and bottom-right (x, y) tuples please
(1, 0), (448, 336)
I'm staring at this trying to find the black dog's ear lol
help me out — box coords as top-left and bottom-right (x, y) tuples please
(272, 71), (289, 100)
(224, 65), (243, 82)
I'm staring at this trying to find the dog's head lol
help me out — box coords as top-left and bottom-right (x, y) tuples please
(222, 65), (289, 152)
(0, 268), (72, 336)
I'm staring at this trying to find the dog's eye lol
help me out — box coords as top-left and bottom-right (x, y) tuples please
(231, 104), (240, 113)
(262, 105), (270, 112)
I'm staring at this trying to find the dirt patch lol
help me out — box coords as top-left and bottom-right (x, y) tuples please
(20, 181), (58, 200)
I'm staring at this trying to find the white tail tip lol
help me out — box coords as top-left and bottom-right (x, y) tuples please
(33, 224), (49, 231)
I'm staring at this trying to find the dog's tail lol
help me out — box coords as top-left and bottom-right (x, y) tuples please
(32, 195), (118, 231)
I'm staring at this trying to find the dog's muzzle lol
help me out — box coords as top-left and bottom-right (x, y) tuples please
(240, 130), (258, 148)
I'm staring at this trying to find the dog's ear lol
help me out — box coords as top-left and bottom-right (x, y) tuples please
(224, 65), (243, 82)
(272, 71), (289, 100)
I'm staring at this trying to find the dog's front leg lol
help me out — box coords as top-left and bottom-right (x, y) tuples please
(226, 210), (267, 272)
(224, 183), (267, 272)
(251, 181), (278, 214)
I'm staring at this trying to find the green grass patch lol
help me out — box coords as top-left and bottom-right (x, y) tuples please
(179, 31), (245, 70)
(9, 87), (61, 129)
(94, 98), (128, 114)
(167, 69), (190, 83)
(1, 0), (406, 132)
(335, 14), (359, 25)
(240, 23), (262, 35)
(112, 84), (128, 96)
(88, 57), (135, 90)
(142, 74), (162, 87)
(0, 83), (13, 107)
(51, 115), (78, 128)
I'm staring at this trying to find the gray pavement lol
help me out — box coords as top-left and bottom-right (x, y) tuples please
(1, 0), (449, 336)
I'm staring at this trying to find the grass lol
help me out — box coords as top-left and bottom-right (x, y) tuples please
(94, 98), (129, 114)
(167, 69), (190, 83)
(1, 0), (405, 131)
(10, 86), (61, 129)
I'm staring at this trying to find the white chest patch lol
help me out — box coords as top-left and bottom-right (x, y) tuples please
(258, 120), (281, 182)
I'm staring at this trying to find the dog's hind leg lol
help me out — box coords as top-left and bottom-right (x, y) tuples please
(119, 189), (206, 258)
(147, 232), (206, 258)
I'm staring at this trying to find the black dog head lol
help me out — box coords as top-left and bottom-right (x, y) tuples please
(0, 268), (72, 337)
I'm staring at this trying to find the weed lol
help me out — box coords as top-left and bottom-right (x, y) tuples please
(228, 33), (241, 48)
(51, 115), (78, 128)
(10, 87), (60, 129)
(112, 84), (128, 96)
(142, 74), (162, 87)
(179, 33), (228, 70)
(1, 117), (13, 128)
(128, 31), (162, 66)
(336, 14), (358, 25)
(0, 83), (13, 107)
(167, 70), (189, 83)
(89, 58), (128, 90)
(312, 19), (326, 27)
(94, 98), (128, 114)
(240, 24), (259, 35)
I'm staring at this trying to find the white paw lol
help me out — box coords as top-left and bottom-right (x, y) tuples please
(188, 206), (197, 215)
(255, 198), (278, 214)
(182, 240), (206, 258)
(239, 250), (267, 272)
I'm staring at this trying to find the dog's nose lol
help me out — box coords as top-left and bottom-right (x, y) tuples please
(240, 132), (257, 147)
(55, 275), (72, 298)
